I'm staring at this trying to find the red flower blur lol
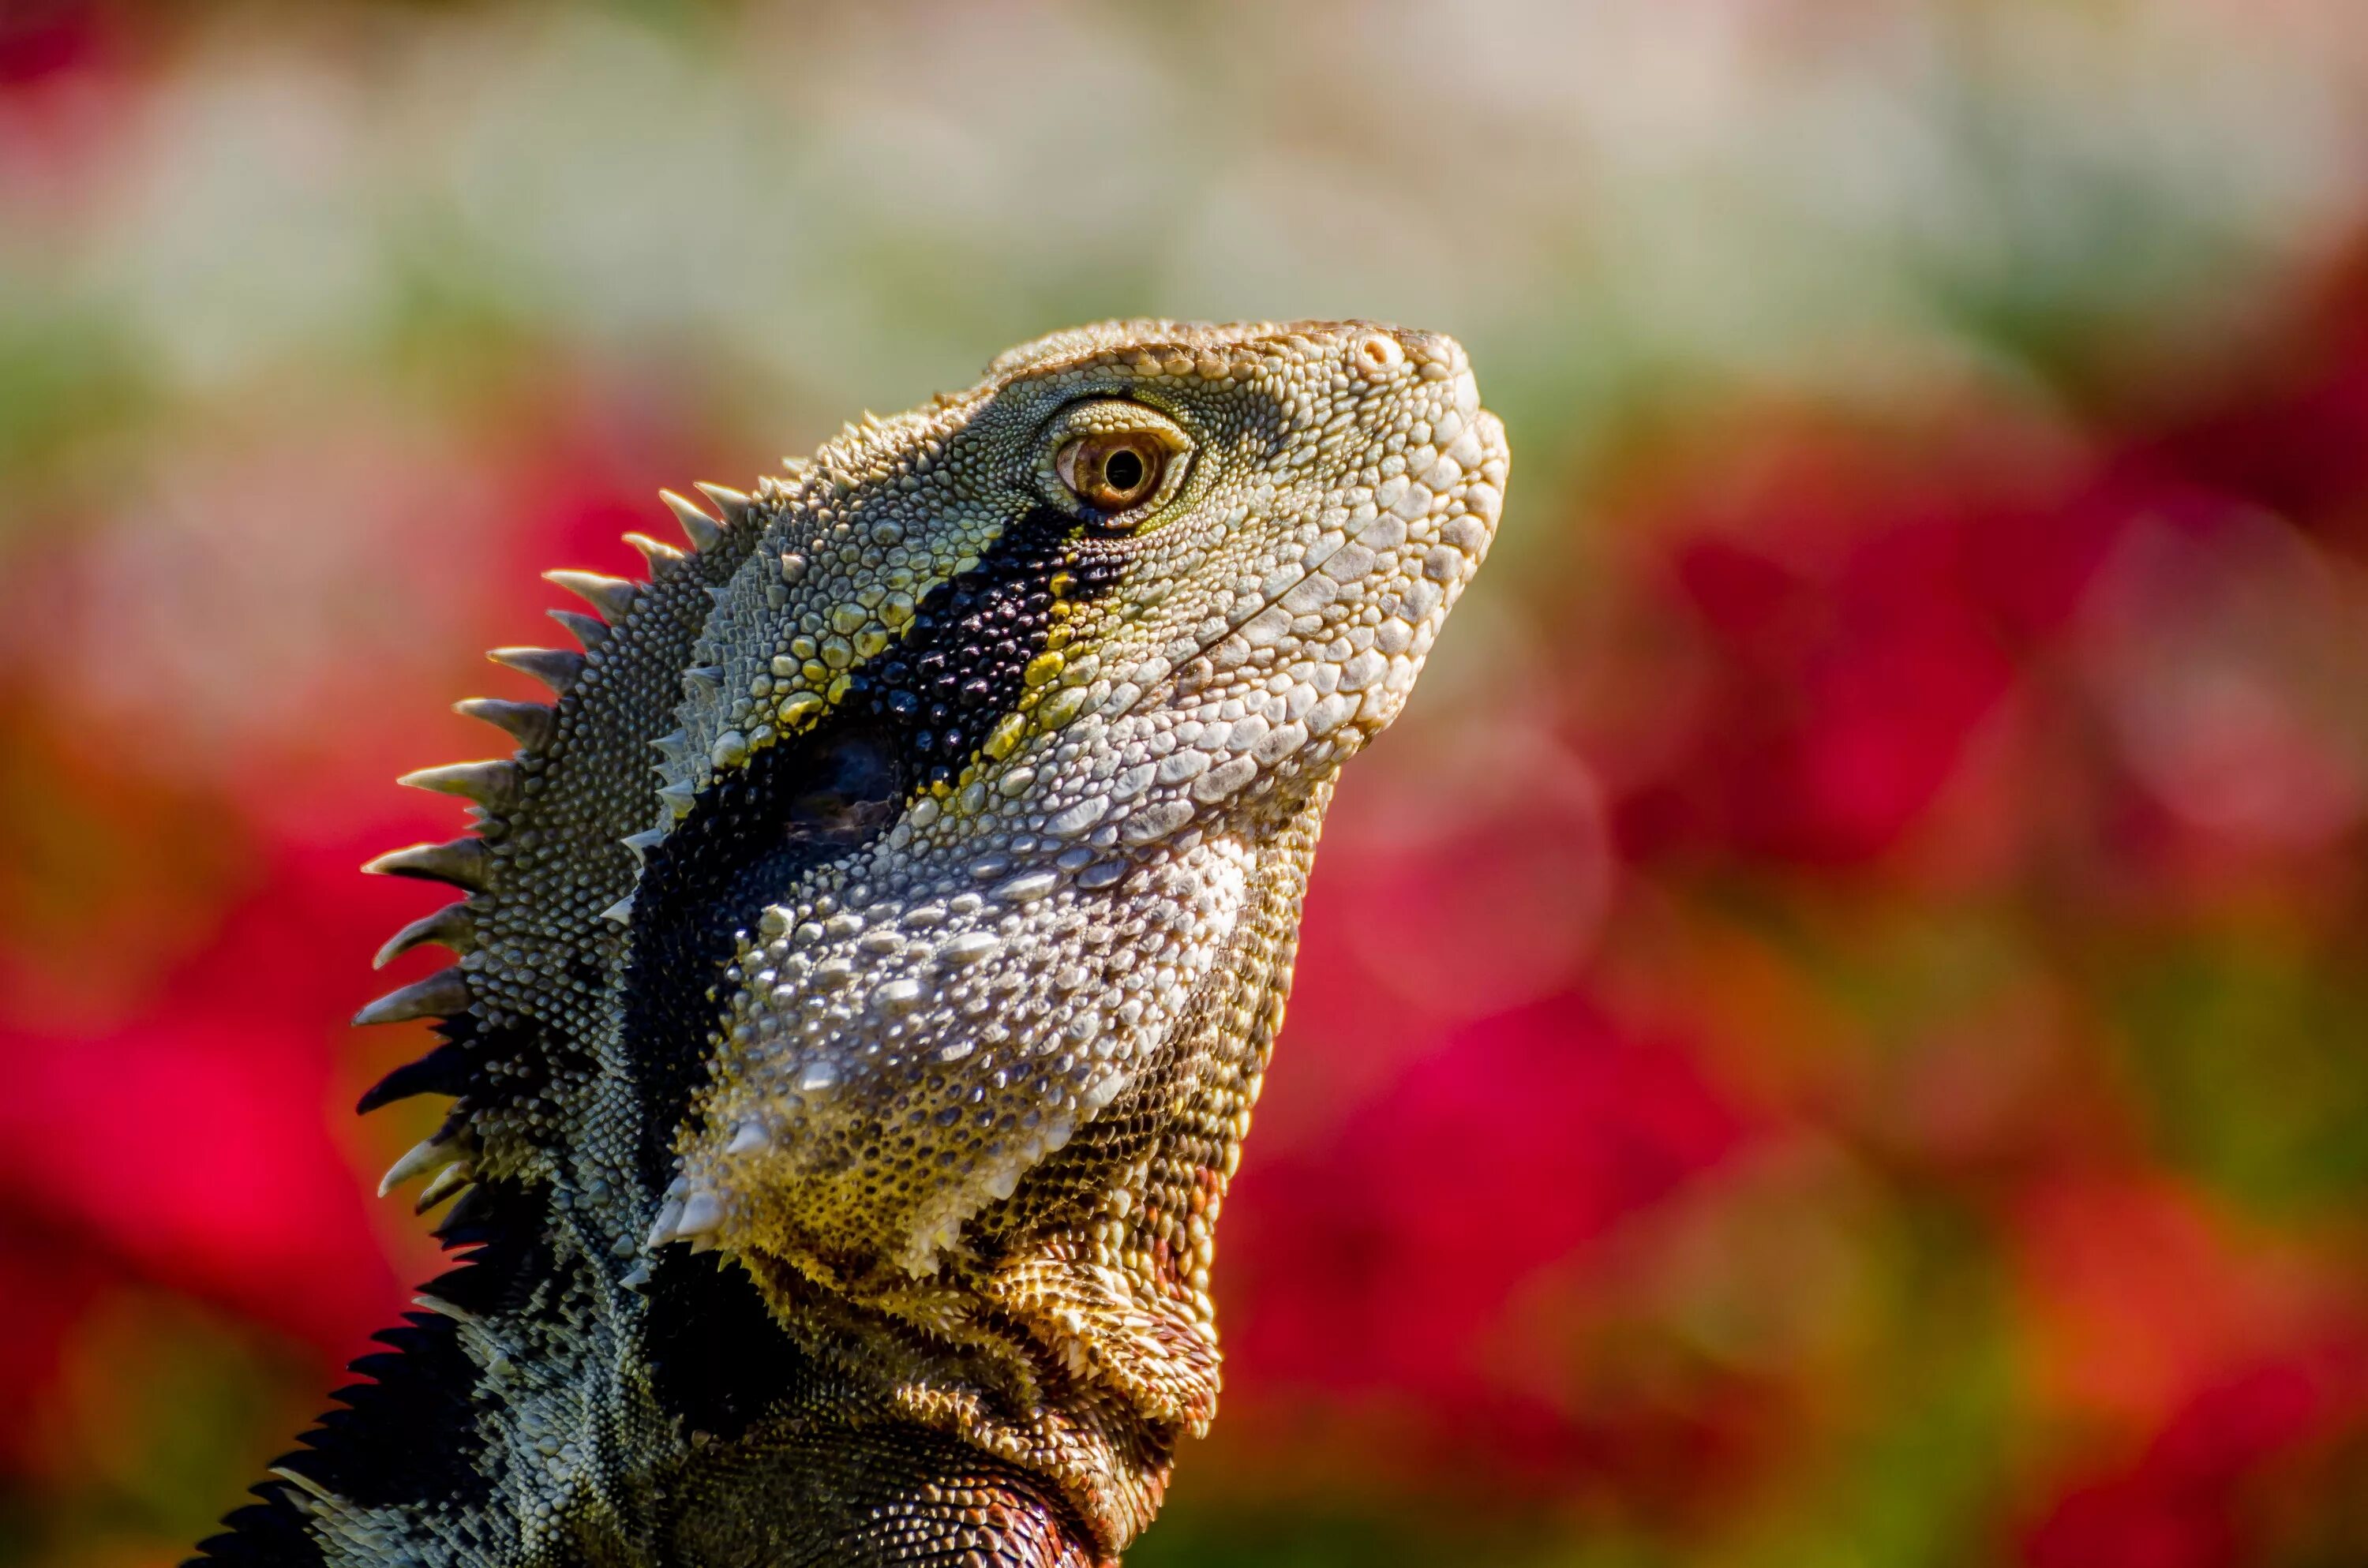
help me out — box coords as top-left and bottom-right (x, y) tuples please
(9, 9), (2368, 1563)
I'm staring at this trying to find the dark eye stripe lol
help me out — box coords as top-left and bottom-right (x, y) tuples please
(622, 505), (1126, 1195)
(623, 714), (906, 1192)
(849, 505), (1121, 790)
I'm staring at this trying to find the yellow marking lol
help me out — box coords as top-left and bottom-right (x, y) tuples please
(1035, 687), (1088, 728)
(1022, 651), (1065, 688)
(982, 711), (1029, 760)
(777, 690), (825, 730)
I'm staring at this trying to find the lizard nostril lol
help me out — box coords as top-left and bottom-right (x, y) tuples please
(1351, 330), (1403, 380)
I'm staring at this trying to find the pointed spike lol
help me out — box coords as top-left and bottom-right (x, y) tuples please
(433, 1185), (492, 1242)
(356, 1039), (469, 1113)
(676, 1189), (725, 1237)
(373, 903), (476, 970)
(395, 760), (519, 811)
(410, 1292), (477, 1323)
(543, 568), (639, 621)
(694, 481), (752, 523)
(414, 1163), (474, 1214)
(600, 893), (635, 925)
(658, 780), (696, 818)
(362, 838), (490, 893)
(661, 489), (724, 552)
(453, 696), (555, 751)
(378, 1135), (453, 1196)
(547, 608), (609, 649)
(620, 1262), (651, 1289)
(704, 586), (729, 607)
(489, 646), (586, 694)
(725, 1121), (770, 1156)
(353, 967), (473, 1028)
(621, 827), (665, 863)
(624, 531), (685, 570)
(269, 1466), (339, 1506)
(650, 729), (691, 762)
(684, 665), (723, 698)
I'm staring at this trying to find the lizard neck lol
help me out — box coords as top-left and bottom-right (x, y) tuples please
(635, 791), (1325, 1561)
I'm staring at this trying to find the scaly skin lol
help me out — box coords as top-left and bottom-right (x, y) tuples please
(193, 320), (1507, 1567)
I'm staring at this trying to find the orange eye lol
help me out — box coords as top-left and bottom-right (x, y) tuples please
(1055, 432), (1167, 513)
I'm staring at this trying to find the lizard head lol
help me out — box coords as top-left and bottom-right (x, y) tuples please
(635, 318), (1505, 1321)
(327, 318), (1505, 1559)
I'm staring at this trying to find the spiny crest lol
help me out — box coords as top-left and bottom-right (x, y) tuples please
(352, 480), (761, 1200)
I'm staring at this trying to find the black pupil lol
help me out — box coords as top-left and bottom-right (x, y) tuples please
(1102, 447), (1145, 496)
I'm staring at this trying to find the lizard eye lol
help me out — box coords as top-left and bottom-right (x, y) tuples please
(1056, 432), (1166, 513)
(1035, 400), (1192, 528)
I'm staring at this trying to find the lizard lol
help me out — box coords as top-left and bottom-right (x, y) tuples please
(191, 319), (1507, 1567)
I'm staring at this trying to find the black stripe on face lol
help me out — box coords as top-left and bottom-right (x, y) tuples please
(846, 504), (1122, 791)
(622, 505), (1125, 1431)
(623, 504), (1122, 1191)
(623, 713), (909, 1190)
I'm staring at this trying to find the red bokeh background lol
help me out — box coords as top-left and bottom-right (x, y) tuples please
(7, 4), (2368, 1564)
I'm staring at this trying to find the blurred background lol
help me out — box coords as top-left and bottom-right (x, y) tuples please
(7, 1), (2368, 1563)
